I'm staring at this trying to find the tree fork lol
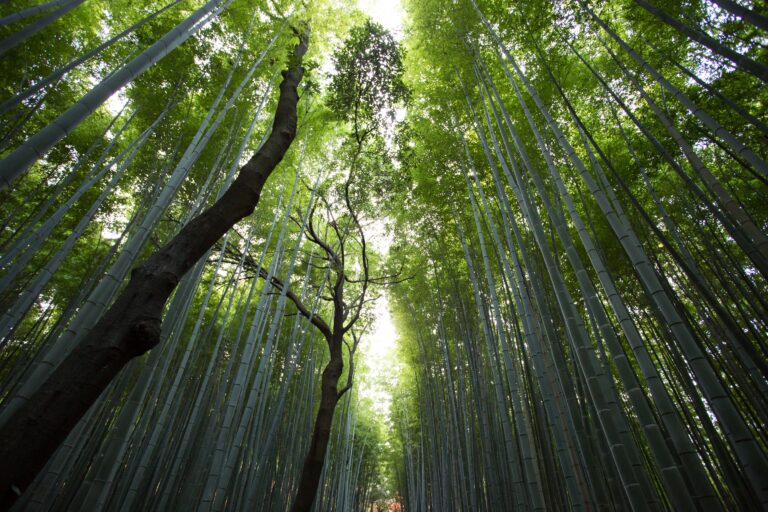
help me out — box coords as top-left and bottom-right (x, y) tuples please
(0, 29), (310, 509)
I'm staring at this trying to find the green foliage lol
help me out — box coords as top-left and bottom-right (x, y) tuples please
(327, 19), (409, 138)
(2, 0), (768, 509)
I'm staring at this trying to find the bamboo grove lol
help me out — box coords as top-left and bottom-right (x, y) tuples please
(0, 0), (766, 511)
(392, 0), (768, 510)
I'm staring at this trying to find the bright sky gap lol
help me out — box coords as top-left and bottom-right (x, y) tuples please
(355, 0), (404, 425)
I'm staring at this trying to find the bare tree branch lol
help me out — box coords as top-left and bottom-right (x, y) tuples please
(256, 267), (333, 341)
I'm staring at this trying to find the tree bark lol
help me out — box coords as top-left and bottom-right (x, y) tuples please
(0, 31), (309, 510)
(287, 192), (362, 511)
(290, 342), (344, 512)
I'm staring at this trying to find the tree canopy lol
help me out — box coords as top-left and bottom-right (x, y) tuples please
(0, 0), (767, 510)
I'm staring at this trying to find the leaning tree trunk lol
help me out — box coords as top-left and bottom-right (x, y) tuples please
(711, 0), (768, 31)
(0, 0), (76, 26)
(0, 30), (309, 510)
(633, 0), (768, 83)
(0, 0), (87, 56)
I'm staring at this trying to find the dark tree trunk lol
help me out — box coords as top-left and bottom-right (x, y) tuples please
(0, 32), (309, 510)
(290, 341), (344, 512)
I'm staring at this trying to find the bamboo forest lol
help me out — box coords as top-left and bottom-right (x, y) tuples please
(1, 0), (767, 510)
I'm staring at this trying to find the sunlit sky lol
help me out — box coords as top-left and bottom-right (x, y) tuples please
(354, 0), (404, 420)
(357, 0), (405, 38)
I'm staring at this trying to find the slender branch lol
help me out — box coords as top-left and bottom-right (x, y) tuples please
(338, 329), (364, 398)
(307, 204), (341, 264)
(257, 267), (333, 341)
